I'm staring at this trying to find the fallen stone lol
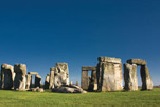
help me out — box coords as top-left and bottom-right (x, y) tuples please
(31, 87), (44, 92)
(52, 85), (87, 93)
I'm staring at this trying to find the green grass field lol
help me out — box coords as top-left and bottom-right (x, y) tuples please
(0, 88), (160, 107)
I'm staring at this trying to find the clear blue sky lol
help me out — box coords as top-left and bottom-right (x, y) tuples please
(0, 0), (159, 85)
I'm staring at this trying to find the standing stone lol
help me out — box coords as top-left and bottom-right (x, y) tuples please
(92, 70), (97, 91)
(25, 74), (32, 90)
(54, 63), (69, 88)
(96, 57), (123, 92)
(81, 70), (89, 90)
(1, 64), (15, 90)
(49, 63), (69, 89)
(141, 65), (153, 90)
(45, 74), (50, 89)
(49, 67), (55, 89)
(88, 70), (97, 91)
(14, 64), (26, 90)
(124, 63), (138, 91)
(35, 74), (41, 88)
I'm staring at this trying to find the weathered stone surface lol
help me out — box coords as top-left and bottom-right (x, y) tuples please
(81, 70), (89, 90)
(49, 67), (55, 89)
(45, 74), (50, 89)
(141, 65), (153, 90)
(124, 63), (138, 91)
(49, 63), (69, 89)
(52, 85), (87, 93)
(35, 74), (41, 88)
(101, 63), (123, 91)
(98, 57), (121, 64)
(96, 57), (123, 92)
(127, 59), (146, 65)
(14, 64), (26, 90)
(54, 63), (69, 88)
(1, 64), (15, 90)
(25, 74), (32, 90)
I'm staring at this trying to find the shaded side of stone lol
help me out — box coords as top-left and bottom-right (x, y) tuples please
(88, 70), (97, 91)
(141, 65), (153, 90)
(14, 64), (26, 90)
(1, 64), (15, 90)
(35, 74), (41, 88)
(45, 74), (50, 89)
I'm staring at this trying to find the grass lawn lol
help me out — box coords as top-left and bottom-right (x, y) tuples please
(0, 88), (160, 107)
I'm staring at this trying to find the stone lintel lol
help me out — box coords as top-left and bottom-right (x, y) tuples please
(98, 57), (121, 64)
(127, 59), (146, 65)
(82, 66), (96, 71)
(28, 72), (39, 75)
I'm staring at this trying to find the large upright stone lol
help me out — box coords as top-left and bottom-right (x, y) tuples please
(45, 74), (50, 89)
(54, 63), (69, 88)
(25, 74), (32, 90)
(49, 67), (55, 89)
(124, 63), (138, 91)
(141, 65), (153, 90)
(35, 74), (41, 88)
(81, 70), (89, 90)
(49, 63), (69, 89)
(14, 64), (26, 90)
(1, 64), (15, 90)
(96, 57), (123, 92)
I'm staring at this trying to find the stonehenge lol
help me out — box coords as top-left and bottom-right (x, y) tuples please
(81, 66), (97, 91)
(82, 57), (123, 92)
(81, 57), (153, 92)
(0, 56), (154, 93)
(124, 59), (153, 91)
(0, 64), (42, 91)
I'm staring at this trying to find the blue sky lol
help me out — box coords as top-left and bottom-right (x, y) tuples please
(0, 0), (159, 85)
